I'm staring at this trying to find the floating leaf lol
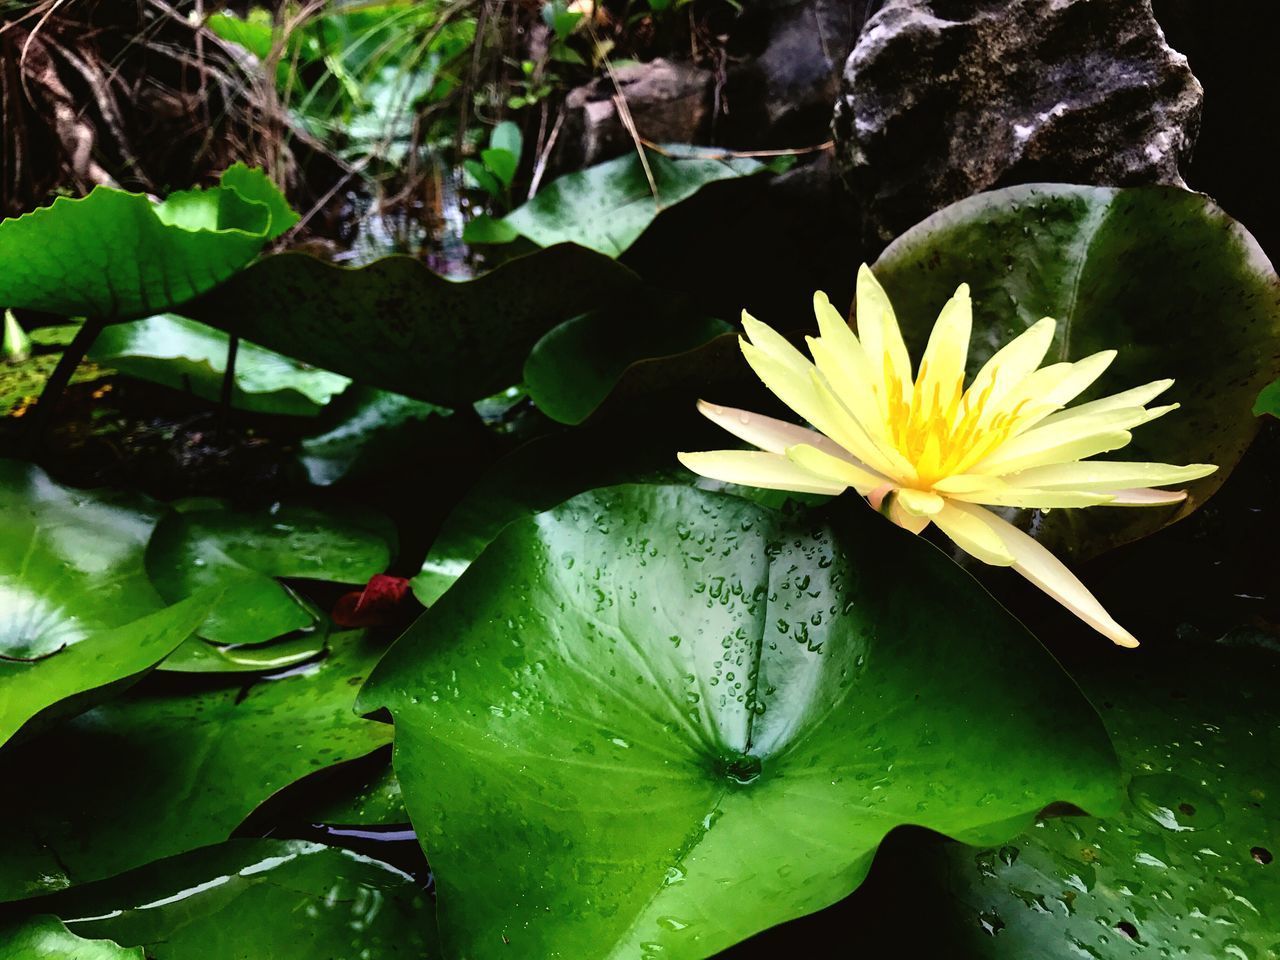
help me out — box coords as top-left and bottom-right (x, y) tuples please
(0, 631), (390, 900)
(159, 632), (328, 673)
(871, 184), (1280, 559)
(501, 146), (772, 257)
(0, 461), (206, 748)
(366, 485), (1118, 958)
(89, 313), (350, 415)
(0, 166), (292, 321)
(0, 916), (142, 959)
(524, 307), (732, 424)
(145, 500), (394, 645)
(7, 839), (435, 959)
(300, 756), (409, 826)
(182, 244), (639, 404)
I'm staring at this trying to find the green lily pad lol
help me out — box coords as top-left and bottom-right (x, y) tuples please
(365, 484), (1118, 958)
(0, 461), (206, 748)
(89, 313), (350, 416)
(160, 632), (328, 673)
(1254, 377), (1280, 418)
(181, 244), (639, 405)
(0, 630), (390, 901)
(9, 839), (435, 959)
(0, 916), (142, 959)
(300, 756), (409, 826)
(524, 308), (732, 425)
(1, 347), (107, 416)
(871, 184), (1280, 560)
(0, 165), (293, 321)
(843, 640), (1280, 959)
(145, 499), (394, 645)
(300, 387), (452, 486)
(501, 146), (772, 257)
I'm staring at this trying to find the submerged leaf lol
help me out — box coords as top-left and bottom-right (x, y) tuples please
(366, 485), (1118, 958)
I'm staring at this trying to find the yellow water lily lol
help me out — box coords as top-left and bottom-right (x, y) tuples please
(678, 265), (1218, 647)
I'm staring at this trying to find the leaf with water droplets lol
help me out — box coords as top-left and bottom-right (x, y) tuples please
(362, 484), (1118, 958)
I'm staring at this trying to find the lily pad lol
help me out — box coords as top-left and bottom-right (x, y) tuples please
(181, 244), (639, 405)
(0, 630), (390, 901)
(840, 641), (1280, 959)
(145, 499), (394, 645)
(9, 839), (434, 959)
(501, 146), (772, 257)
(0, 164), (293, 321)
(0, 461), (206, 747)
(365, 484), (1118, 958)
(871, 183), (1280, 559)
(300, 387), (453, 486)
(160, 632), (328, 673)
(0, 916), (142, 959)
(89, 313), (350, 416)
(524, 307), (732, 424)
(1254, 377), (1280, 418)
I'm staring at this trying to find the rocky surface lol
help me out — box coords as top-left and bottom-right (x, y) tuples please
(834, 0), (1204, 246)
(551, 58), (714, 171)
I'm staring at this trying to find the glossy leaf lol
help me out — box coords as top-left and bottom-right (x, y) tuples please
(524, 308), (732, 424)
(160, 632), (328, 673)
(9, 839), (435, 959)
(0, 165), (292, 321)
(301, 756), (410, 826)
(0, 631), (390, 900)
(0, 916), (142, 959)
(501, 146), (771, 257)
(365, 485), (1118, 958)
(145, 499), (394, 645)
(90, 313), (350, 416)
(181, 244), (639, 405)
(872, 184), (1280, 559)
(0, 461), (206, 748)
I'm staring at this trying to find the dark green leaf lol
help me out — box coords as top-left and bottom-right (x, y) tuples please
(503, 146), (772, 257)
(464, 158), (502, 198)
(89, 314), (350, 416)
(524, 308), (732, 424)
(11, 839), (435, 959)
(160, 632), (328, 673)
(461, 213), (520, 245)
(0, 631), (390, 900)
(145, 500), (394, 645)
(0, 461), (205, 747)
(0, 168), (292, 321)
(481, 147), (518, 188)
(367, 485), (1118, 957)
(181, 245), (639, 405)
(1253, 378), (1280, 417)
(872, 184), (1280, 559)
(0, 916), (142, 959)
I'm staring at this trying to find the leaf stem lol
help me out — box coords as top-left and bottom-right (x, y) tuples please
(220, 333), (240, 427)
(26, 314), (106, 443)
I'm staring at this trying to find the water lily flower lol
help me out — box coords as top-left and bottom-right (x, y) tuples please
(678, 265), (1218, 647)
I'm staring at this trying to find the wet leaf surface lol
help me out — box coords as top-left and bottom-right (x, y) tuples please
(0, 915), (143, 959)
(365, 484), (1118, 958)
(0, 631), (390, 901)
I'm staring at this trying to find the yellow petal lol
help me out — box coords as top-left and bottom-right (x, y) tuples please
(855, 265), (913, 402)
(1035, 379), (1174, 429)
(966, 317), (1057, 407)
(887, 496), (933, 534)
(973, 407), (1147, 474)
(810, 371), (918, 481)
(944, 487), (1116, 509)
(930, 501), (1016, 566)
(740, 311), (812, 374)
(786, 443), (891, 495)
(946, 502), (1139, 647)
(694, 400), (848, 459)
(677, 450), (846, 495)
(806, 333), (892, 445)
(739, 340), (826, 430)
(896, 488), (945, 516)
(1104, 487), (1189, 506)
(1001, 460), (1218, 491)
(913, 283), (972, 411)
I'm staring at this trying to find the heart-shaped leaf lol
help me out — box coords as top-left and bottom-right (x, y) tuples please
(0, 461), (206, 748)
(6, 839), (435, 959)
(0, 916), (142, 959)
(871, 184), (1280, 560)
(0, 630), (389, 900)
(145, 500), (394, 645)
(89, 313), (350, 416)
(500, 146), (773, 257)
(0, 165), (293, 321)
(181, 244), (639, 405)
(364, 484), (1118, 958)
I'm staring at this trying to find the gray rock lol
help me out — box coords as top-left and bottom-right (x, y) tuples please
(834, 0), (1204, 246)
(551, 58), (713, 172)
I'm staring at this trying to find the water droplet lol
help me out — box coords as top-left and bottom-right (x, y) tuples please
(1128, 774), (1224, 832)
